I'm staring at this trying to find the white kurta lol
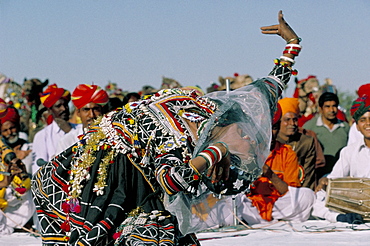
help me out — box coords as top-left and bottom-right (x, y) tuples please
(0, 189), (35, 234)
(189, 186), (315, 232)
(312, 140), (370, 222)
(347, 123), (363, 146)
(55, 124), (83, 155)
(31, 121), (77, 174)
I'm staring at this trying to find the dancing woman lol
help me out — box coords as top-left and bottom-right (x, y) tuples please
(32, 11), (301, 246)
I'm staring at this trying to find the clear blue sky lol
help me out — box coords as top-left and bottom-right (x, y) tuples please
(1, 1), (370, 97)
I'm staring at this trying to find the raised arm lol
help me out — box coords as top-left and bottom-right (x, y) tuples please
(262, 11), (302, 89)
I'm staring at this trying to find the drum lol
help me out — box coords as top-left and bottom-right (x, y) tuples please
(326, 177), (370, 221)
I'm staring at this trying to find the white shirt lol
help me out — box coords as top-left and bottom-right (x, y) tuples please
(328, 139), (370, 179)
(312, 139), (370, 222)
(32, 121), (77, 170)
(347, 122), (363, 146)
(55, 124), (84, 155)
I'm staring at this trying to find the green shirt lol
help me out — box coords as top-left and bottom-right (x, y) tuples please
(303, 115), (349, 158)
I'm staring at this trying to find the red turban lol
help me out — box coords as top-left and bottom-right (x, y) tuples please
(357, 83), (370, 97)
(0, 107), (20, 125)
(350, 94), (370, 122)
(40, 84), (71, 108)
(278, 98), (300, 116)
(272, 103), (282, 125)
(71, 84), (109, 109)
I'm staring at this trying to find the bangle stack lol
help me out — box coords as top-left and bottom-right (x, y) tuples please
(279, 55), (295, 64)
(273, 43), (302, 76)
(198, 144), (226, 169)
(215, 141), (229, 157)
(283, 44), (302, 56)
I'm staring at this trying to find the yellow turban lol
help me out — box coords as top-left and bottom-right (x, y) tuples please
(278, 97), (300, 116)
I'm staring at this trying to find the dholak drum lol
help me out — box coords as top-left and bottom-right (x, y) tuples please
(326, 177), (370, 221)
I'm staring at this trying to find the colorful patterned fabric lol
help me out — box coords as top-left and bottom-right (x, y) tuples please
(180, 86), (205, 97)
(40, 84), (71, 108)
(32, 64), (293, 245)
(71, 84), (109, 109)
(33, 88), (216, 245)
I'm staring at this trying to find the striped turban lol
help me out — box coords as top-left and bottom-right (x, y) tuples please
(350, 94), (370, 122)
(71, 84), (109, 109)
(278, 97), (300, 116)
(40, 84), (71, 108)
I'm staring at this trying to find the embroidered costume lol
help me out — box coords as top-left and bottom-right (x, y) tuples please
(32, 64), (292, 245)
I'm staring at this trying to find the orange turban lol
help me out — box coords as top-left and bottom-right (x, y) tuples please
(40, 84), (71, 108)
(278, 97), (300, 116)
(0, 107), (20, 125)
(71, 84), (109, 109)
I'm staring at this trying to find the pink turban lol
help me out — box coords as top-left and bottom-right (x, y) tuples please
(71, 84), (109, 109)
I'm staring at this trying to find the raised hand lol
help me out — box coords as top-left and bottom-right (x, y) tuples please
(260, 10), (300, 44)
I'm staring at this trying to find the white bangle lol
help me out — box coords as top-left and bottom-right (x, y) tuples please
(210, 145), (223, 163)
(198, 152), (213, 168)
(285, 44), (302, 49)
(280, 56), (295, 64)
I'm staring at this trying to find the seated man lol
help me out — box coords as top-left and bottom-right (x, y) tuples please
(277, 97), (325, 190)
(192, 105), (315, 228)
(0, 106), (32, 175)
(235, 104), (315, 225)
(0, 103), (34, 234)
(311, 94), (370, 224)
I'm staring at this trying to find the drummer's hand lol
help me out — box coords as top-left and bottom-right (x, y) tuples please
(315, 177), (329, 193)
(260, 10), (299, 44)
